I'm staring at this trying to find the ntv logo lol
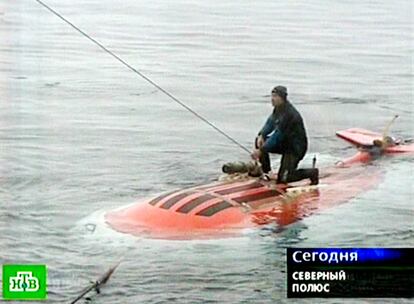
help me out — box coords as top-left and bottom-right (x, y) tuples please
(9, 271), (40, 292)
(2, 265), (47, 300)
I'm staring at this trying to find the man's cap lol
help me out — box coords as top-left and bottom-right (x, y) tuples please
(271, 86), (288, 98)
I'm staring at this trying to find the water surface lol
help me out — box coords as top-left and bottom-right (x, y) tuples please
(1, 0), (413, 303)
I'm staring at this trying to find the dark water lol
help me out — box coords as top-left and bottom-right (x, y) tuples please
(1, 0), (413, 303)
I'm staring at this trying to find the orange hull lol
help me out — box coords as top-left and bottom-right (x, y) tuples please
(105, 166), (381, 239)
(105, 128), (413, 239)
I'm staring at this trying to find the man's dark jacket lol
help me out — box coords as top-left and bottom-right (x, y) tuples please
(259, 100), (308, 159)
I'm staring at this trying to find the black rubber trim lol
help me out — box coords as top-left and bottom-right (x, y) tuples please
(214, 182), (263, 195)
(160, 192), (192, 209)
(196, 201), (233, 217)
(176, 194), (215, 214)
(232, 190), (279, 203)
(148, 191), (176, 206)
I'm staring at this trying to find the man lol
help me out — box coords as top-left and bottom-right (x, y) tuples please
(365, 136), (396, 158)
(251, 85), (319, 185)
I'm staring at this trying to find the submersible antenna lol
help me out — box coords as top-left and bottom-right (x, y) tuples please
(382, 115), (399, 139)
(33, 0), (252, 156)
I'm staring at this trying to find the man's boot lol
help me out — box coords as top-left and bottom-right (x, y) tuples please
(286, 168), (319, 185)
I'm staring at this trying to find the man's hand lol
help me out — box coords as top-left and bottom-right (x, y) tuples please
(251, 148), (262, 161)
(257, 135), (265, 149)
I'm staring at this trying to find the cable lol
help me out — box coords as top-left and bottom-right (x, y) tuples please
(34, 0), (252, 156)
